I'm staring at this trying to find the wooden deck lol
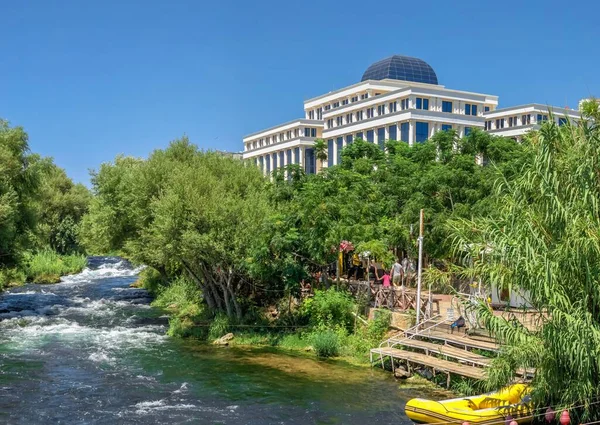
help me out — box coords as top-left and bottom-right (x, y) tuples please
(370, 347), (486, 385)
(370, 318), (503, 385)
(393, 338), (492, 367)
(404, 329), (500, 352)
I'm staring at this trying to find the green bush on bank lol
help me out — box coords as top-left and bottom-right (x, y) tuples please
(311, 329), (340, 358)
(24, 250), (87, 284)
(0, 268), (26, 290)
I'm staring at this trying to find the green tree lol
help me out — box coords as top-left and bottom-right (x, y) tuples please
(448, 110), (600, 420)
(0, 120), (40, 266)
(313, 139), (328, 172)
(32, 157), (91, 254)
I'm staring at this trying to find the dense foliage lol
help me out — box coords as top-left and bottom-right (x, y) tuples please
(0, 120), (90, 287)
(448, 102), (600, 419)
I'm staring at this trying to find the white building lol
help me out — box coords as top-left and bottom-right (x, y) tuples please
(242, 55), (580, 174)
(483, 104), (581, 142)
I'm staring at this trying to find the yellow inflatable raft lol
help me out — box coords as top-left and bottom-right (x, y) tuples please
(405, 384), (532, 424)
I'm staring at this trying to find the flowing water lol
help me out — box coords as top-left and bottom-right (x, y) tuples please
(0, 257), (437, 424)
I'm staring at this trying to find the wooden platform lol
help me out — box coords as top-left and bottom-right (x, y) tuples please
(370, 347), (486, 381)
(404, 329), (500, 352)
(394, 338), (492, 367)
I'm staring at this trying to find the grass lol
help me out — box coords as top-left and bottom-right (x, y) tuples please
(25, 250), (87, 284)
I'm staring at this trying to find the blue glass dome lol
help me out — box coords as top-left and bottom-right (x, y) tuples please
(361, 55), (438, 85)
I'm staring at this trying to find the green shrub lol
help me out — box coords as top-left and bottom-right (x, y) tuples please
(311, 329), (340, 358)
(134, 267), (167, 295)
(208, 314), (231, 341)
(302, 288), (356, 331)
(152, 275), (201, 309)
(0, 268), (26, 289)
(25, 250), (87, 283)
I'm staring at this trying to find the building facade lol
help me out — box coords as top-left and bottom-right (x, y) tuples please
(242, 55), (579, 174)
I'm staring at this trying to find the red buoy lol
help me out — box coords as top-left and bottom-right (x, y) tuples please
(559, 410), (570, 425)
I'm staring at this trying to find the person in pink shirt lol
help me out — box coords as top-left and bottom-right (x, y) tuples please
(375, 268), (391, 287)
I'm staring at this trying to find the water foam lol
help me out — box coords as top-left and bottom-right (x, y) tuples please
(60, 262), (146, 284)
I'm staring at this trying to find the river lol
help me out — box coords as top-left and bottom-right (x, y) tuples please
(0, 257), (436, 424)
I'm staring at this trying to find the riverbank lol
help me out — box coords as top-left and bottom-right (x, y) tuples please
(0, 250), (87, 288)
(134, 268), (393, 365)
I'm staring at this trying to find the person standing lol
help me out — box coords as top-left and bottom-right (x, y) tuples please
(390, 258), (403, 287)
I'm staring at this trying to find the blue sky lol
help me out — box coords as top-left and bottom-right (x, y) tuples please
(2, 0), (599, 184)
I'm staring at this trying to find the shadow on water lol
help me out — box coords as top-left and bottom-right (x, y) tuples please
(0, 256), (438, 425)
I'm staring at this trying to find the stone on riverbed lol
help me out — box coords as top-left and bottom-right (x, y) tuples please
(394, 365), (411, 379)
(213, 333), (234, 346)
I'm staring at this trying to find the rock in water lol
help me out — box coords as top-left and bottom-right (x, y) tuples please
(394, 365), (411, 379)
(213, 333), (234, 346)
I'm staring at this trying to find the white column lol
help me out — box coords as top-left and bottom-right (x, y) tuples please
(333, 140), (338, 166)
(429, 122), (436, 138)
(299, 147), (304, 170)
(408, 121), (415, 147)
(458, 126), (465, 138)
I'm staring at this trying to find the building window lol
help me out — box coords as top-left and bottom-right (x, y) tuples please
(367, 130), (374, 142)
(351, 96), (358, 103)
(465, 127), (472, 135)
(472, 105), (477, 115)
(356, 132), (363, 140)
(522, 114), (531, 125)
(415, 98), (429, 110)
(346, 113), (353, 124)
(389, 102), (397, 113)
(377, 128), (385, 149)
(346, 134), (353, 145)
(305, 148), (316, 174)
(367, 107), (374, 118)
(317, 108), (322, 120)
(311, 128), (317, 137)
(559, 117), (567, 126)
(325, 105), (331, 111)
(327, 139), (334, 167)
(259, 156), (264, 171)
(304, 128), (310, 137)
(485, 106), (490, 112)
(333, 102), (340, 108)
(496, 118), (505, 129)
(401, 99), (407, 110)
(465, 104), (472, 115)
(286, 149), (292, 166)
(336, 116), (343, 126)
(389, 125), (397, 141)
(400, 123), (409, 142)
(378, 105), (385, 116)
(266, 156), (271, 173)
(442, 101), (452, 113)
(336, 137), (343, 164)
(356, 110), (363, 121)
(442, 124), (452, 131)
(361, 93), (368, 100)
(272, 153), (278, 169)
(279, 151), (284, 168)
(294, 147), (300, 164)
(327, 119), (333, 129)
(342, 99), (349, 105)
(509, 117), (514, 127)
(308, 110), (314, 120)
(415, 122), (429, 143)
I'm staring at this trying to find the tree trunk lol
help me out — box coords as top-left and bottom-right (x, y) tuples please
(226, 270), (243, 321)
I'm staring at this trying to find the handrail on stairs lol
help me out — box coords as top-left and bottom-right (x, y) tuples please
(377, 314), (442, 349)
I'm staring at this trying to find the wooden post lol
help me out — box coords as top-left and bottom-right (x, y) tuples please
(416, 209), (424, 325)
(446, 372), (451, 389)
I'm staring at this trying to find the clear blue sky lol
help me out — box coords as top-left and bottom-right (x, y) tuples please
(2, 0), (598, 184)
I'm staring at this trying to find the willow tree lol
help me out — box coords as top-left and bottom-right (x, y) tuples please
(449, 103), (600, 420)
